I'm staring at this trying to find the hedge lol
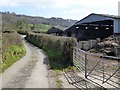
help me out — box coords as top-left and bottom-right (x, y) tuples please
(25, 32), (77, 69)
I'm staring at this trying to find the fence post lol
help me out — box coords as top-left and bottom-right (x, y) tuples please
(117, 55), (120, 88)
(73, 47), (75, 66)
(115, 47), (120, 88)
(85, 53), (87, 78)
(102, 55), (105, 83)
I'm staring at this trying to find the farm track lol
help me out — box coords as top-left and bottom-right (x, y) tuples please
(0, 36), (49, 88)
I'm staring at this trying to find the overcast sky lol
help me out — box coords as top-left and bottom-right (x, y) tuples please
(0, 0), (120, 20)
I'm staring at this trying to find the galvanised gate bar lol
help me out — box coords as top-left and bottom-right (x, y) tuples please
(73, 47), (120, 88)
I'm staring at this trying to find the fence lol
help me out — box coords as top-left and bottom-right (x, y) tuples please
(73, 47), (120, 88)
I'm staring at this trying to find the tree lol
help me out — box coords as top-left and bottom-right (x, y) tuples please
(16, 20), (27, 30)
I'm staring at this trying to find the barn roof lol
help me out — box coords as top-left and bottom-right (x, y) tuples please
(75, 13), (120, 25)
(93, 13), (120, 19)
(47, 27), (63, 33)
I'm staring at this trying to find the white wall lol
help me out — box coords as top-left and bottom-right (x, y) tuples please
(114, 19), (120, 33)
(118, 1), (120, 16)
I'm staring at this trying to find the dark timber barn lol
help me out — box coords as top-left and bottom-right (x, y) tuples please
(47, 27), (63, 36)
(64, 13), (120, 40)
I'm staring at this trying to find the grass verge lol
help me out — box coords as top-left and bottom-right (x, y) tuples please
(0, 44), (26, 73)
(0, 32), (26, 73)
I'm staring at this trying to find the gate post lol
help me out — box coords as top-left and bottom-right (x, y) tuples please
(115, 47), (120, 88)
(85, 53), (87, 78)
(117, 54), (120, 88)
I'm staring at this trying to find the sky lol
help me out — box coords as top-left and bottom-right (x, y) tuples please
(0, 0), (120, 20)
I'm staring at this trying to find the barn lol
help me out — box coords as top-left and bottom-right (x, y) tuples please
(64, 13), (120, 40)
(47, 27), (63, 36)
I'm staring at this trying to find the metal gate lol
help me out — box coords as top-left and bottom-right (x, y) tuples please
(73, 47), (120, 88)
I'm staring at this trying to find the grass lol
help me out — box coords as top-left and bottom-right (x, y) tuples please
(52, 70), (62, 77)
(1, 33), (26, 73)
(34, 24), (65, 33)
(0, 44), (26, 73)
(42, 46), (66, 70)
(55, 79), (63, 88)
(55, 70), (63, 88)
(64, 66), (77, 72)
(35, 24), (53, 32)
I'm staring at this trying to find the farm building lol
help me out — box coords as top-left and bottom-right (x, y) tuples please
(47, 27), (63, 36)
(64, 13), (120, 40)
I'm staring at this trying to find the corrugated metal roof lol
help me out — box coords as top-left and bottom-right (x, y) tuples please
(74, 13), (120, 25)
(91, 13), (120, 19)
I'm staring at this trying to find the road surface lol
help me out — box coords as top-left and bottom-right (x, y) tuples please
(1, 37), (49, 88)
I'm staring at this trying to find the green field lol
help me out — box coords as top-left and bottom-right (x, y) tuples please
(3, 22), (59, 33)
(34, 24), (53, 32)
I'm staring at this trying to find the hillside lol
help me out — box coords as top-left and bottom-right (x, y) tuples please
(1, 12), (77, 31)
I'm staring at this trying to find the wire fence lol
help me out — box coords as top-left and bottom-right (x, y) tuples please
(73, 47), (120, 88)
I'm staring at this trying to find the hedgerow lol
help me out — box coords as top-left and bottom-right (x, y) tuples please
(25, 32), (77, 69)
(1, 32), (26, 73)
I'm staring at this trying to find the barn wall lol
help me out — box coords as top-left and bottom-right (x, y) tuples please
(75, 15), (114, 25)
(114, 19), (120, 33)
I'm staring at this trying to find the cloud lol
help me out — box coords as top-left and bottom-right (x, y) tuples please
(35, 0), (119, 9)
(0, 0), (119, 20)
(0, 0), (21, 7)
(1, 0), (119, 9)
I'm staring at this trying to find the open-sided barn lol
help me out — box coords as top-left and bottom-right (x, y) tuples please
(64, 13), (120, 40)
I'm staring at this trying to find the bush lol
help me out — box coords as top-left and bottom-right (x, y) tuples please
(25, 32), (77, 69)
(17, 30), (27, 35)
(2, 32), (22, 52)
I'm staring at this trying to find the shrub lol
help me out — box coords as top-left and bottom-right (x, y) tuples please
(2, 32), (22, 52)
(25, 32), (77, 69)
(17, 30), (27, 35)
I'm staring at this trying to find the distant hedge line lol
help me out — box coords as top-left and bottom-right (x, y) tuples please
(25, 32), (77, 69)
